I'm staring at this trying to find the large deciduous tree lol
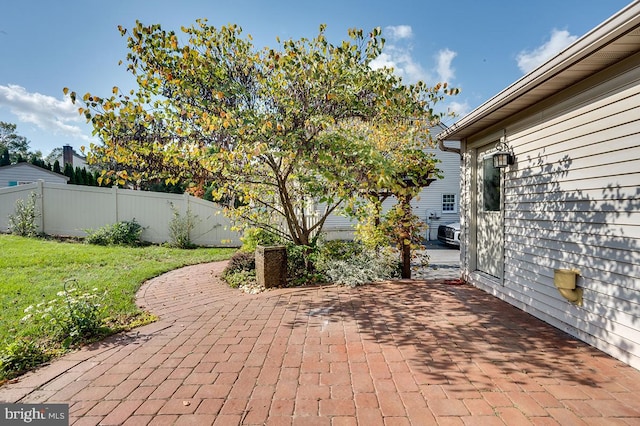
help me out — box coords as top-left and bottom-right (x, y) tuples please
(69, 20), (456, 249)
(0, 122), (31, 164)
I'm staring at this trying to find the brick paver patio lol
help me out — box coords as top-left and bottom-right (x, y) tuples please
(1, 261), (639, 425)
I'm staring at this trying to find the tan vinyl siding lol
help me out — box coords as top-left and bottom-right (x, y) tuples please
(475, 60), (640, 368)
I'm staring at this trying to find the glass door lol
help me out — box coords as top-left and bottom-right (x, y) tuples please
(476, 145), (504, 279)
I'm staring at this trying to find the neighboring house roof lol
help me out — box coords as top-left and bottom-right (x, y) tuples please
(0, 162), (70, 182)
(439, 1), (640, 141)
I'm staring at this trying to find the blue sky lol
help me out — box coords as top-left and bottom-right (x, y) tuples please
(0, 0), (633, 157)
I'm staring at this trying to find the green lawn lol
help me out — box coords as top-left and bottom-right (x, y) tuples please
(0, 234), (235, 344)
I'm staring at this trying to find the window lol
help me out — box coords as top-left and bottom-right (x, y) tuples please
(482, 157), (501, 211)
(442, 193), (457, 212)
(8, 181), (17, 186)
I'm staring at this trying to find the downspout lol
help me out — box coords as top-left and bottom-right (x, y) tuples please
(438, 138), (461, 157)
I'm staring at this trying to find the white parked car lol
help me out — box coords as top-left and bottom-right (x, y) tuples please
(437, 222), (460, 247)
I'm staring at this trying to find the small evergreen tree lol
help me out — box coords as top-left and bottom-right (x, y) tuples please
(63, 163), (74, 183)
(75, 167), (85, 185)
(53, 160), (61, 174)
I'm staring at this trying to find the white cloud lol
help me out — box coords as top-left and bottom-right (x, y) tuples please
(516, 29), (578, 74)
(386, 25), (413, 40)
(370, 25), (459, 87)
(0, 84), (92, 142)
(436, 49), (457, 83)
(370, 44), (428, 84)
(446, 100), (471, 118)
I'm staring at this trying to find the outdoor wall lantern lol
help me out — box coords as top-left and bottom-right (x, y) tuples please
(493, 131), (515, 169)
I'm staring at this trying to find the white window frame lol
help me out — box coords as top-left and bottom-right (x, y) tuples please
(442, 193), (458, 213)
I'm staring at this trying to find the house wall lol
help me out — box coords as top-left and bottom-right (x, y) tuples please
(0, 182), (242, 247)
(461, 54), (640, 368)
(0, 163), (68, 187)
(52, 153), (88, 169)
(322, 140), (461, 241)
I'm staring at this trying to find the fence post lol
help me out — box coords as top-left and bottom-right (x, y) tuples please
(112, 186), (119, 223)
(36, 180), (45, 233)
(184, 192), (191, 243)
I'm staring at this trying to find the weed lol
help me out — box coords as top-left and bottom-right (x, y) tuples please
(20, 280), (107, 348)
(0, 338), (50, 381)
(8, 192), (39, 237)
(168, 204), (198, 248)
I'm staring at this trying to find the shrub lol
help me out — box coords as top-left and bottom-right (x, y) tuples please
(224, 269), (257, 289)
(8, 192), (39, 237)
(285, 243), (319, 285)
(222, 251), (259, 291)
(317, 246), (400, 287)
(85, 220), (143, 246)
(316, 240), (364, 262)
(240, 227), (281, 253)
(223, 251), (255, 275)
(168, 204), (198, 248)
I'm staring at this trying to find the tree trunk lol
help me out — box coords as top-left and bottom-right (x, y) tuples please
(401, 232), (411, 279)
(399, 194), (412, 279)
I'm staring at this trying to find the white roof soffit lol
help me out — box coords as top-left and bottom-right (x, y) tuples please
(439, 1), (640, 141)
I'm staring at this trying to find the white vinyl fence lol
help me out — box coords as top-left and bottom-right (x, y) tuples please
(0, 182), (242, 247)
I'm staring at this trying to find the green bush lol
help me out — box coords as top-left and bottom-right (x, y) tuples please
(222, 251), (258, 290)
(223, 251), (256, 275)
(0, 338), (50, 380)
(8, 192), (39, 237)
(285, 243), (318, 285)
(85, 220), (143, 246)
(317, 246), (400, 287)
(168, 205), (198, 248)
(316, 240), (364, 262)
(240, 227), (281, 253)
(224, 269), (256, 289)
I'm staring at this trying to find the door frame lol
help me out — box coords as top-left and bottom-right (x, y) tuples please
(469, 139), (506, 283)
